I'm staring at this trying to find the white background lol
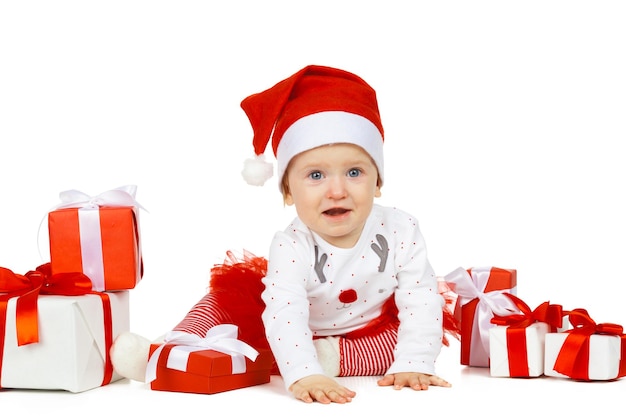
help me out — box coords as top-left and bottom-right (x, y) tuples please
(1, 1), (625, 414)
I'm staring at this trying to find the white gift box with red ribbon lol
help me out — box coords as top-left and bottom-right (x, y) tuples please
(1, 292), (129, 392)
(545, 332), (623, 380)
(490, 322), (549, 377)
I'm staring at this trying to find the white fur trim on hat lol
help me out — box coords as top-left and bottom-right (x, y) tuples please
(276, 111), (384, 188)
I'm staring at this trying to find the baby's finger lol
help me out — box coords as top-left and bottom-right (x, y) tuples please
(408, 374), (430, 390)
(429, 375), (452, 387)
(326, 389), (353, 404)
(376, 374), (395, 386)
(309, 388), (332, 404)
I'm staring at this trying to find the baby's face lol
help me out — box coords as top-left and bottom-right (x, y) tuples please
(283, 143), (381, 248)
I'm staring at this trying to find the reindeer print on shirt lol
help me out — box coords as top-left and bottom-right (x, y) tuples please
(313, 234), (390, 312)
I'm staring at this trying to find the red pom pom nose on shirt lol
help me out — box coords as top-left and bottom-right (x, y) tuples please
(339, 289), (358, 304)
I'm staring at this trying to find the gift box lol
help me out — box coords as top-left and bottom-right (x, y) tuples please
(544, 309), (626, 381)
(443, 266), (518, 367)
(489, 294), (565, 377)
(490, 322), (550, 377)
(48, 186), (144, 292)
(1, 291), (129, 392)
(146, 326), (273, 394)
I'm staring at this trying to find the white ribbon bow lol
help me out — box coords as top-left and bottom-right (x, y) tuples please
(56, 184), (146, 211)
(443, 266), (519, 366)
(145, 324), (260, 383)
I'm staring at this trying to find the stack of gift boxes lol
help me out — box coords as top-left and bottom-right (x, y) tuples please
(0, 186), (143, 392)
(1, 186), (273, 395)
(443, 266), (626, 381)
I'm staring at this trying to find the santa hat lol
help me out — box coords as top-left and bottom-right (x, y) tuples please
(240, 65), (385, 188)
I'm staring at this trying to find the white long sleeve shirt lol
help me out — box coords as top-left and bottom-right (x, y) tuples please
(261, 204), (444, 389)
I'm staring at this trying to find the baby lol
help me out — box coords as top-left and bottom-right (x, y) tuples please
(111, 65), (456, 404)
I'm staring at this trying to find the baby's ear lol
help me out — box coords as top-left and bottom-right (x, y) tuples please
(284, 192), (295, 206)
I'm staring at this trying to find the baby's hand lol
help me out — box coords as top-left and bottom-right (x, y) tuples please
(377, 372), (451, 391)
(289, 374), (356, 404)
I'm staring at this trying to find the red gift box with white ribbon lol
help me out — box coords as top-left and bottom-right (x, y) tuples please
(146, 325), (273, 394)
(443, 266), (518, 367)
(48, 185), (144, 292)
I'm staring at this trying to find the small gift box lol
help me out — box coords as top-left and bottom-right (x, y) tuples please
(490, 322), (549, 377)
(1, 264), (129, 392)
(48, 185), (144, 292)
(443, 266), (518, 367)
(146, 325), (273, 394)
(544, 308), (626, 381)
(489, 294), (564, 377)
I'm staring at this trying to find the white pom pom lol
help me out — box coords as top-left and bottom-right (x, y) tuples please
(110, 332), (152, 382)
(242, 155), (273, 186)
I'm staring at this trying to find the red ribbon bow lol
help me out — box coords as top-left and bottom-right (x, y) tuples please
(491, 294), (564, 377)
(491, 293), (564, 330)
(1, 263), (94, 345)
(553, 308), (624, 380)
(0, 263), (113, 387)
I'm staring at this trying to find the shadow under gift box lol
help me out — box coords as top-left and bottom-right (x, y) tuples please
(1, 291), (129, 392)
(148, 344), (274, 395)
(48, 206), (142, 292)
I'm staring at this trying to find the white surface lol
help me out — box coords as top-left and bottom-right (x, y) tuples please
(3, 340), (624, 415)
(1, 0), (625, 413)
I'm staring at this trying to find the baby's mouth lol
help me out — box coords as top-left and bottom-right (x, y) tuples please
(323, 208), (349, 216)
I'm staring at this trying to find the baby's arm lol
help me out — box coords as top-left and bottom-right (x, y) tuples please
(377, 372), (451, 390)
(290, 374), (356, 404)
(385, 212), (449, 387)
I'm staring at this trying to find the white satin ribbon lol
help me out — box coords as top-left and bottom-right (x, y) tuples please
(56, 184), (146, 211)
(78, 207), (105, 289)
(444, 266), (519, 366)
(145, 324), (260, 383)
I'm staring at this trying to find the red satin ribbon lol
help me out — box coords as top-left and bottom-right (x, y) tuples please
(491, 293), (564, 330)
(0, 263), (113, 387)
(491, 294), (564, 377)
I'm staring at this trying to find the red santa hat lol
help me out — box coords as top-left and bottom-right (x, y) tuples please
(240, 65), (385, 188)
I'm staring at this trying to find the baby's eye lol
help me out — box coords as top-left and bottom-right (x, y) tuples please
(347, 168), (361, 178)
(309, 171), (323, 180)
